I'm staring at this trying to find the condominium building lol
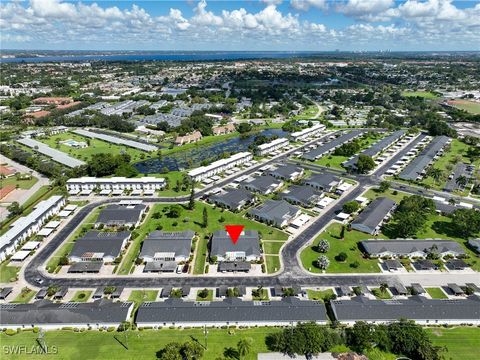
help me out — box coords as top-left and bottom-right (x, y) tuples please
(290, 123), (325, 141)
(188, 152), (253, 182)
(256, 138), (289, 156)
(66, 177), (166, 192)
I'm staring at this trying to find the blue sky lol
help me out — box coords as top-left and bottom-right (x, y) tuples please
(1, 0), (479, 51)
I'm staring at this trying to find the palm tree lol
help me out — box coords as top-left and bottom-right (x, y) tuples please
(448, 198), (456, 206)
(237, 338), (252, 360)
(455, 175), (468, 188)
(379, 283), (389, 293)
(427, 167), (443, 185)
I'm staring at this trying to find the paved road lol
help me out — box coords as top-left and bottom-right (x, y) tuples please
(21, 129), (476, 289)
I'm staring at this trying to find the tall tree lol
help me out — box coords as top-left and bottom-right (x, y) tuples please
(202, 207), (208, 228)
(237, 338), (252, 360)
(189, 185), (195, 210)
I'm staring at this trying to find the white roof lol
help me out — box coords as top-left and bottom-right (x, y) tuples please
(257, 138), (289, 150)
(355, 196), (368, 203)
(100, 189), (111, 195)
(459, 202), (473, 209)
(336, 212), (350, 220)
(11, 250), (31, 261)
(0, 196), (63, 252)
(67, 176), (165, 184)
(58, 210), (72, 217)
(73, 128), (157, 152)
(21, 241), (41, 250)
(188, 152), (251, 177)
(64, 204), (78, 211)
(17, 138), (85, 168)
(433, 196), (446, 203)
(37, 228), (54, 237)
(291, 124), (325, 138)
(45, 220), (61, 228)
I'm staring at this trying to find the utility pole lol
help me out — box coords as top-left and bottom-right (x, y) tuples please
(37, 328), (47, 353)
(204, 324), (208, 350)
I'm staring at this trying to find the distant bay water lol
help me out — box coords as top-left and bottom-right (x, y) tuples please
(0, 51), (326, 63)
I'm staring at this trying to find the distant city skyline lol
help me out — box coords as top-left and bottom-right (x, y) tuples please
(1, 0), (479, 51)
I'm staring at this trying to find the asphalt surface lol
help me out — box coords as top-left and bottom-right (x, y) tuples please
(22, 130), (472, 289)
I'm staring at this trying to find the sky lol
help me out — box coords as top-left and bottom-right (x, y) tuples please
(0, 0), (479, 51)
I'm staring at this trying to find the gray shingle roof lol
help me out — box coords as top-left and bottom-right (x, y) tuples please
(360, 239), (465, 256)
(302, 130), (364, 161)
(136, 297), (327, 324)
(304, 173), (340, 190)
(96, 204), (146, 226)
(399, 136), (450, 181)
(209, 188), (255, 209)
(139, 230), (194, 259)
(281, 185), (322, 206)
(68, 261), (102, 273)
(351, 197), (396, 234)
(242, 175), (282, 193)
(249, 200), (300, 227)
(211, 230), (260, 258)
(0, 299), (133, 326)
(331, 295), (480, 322)
(70, 231), (130, 259)
(268, 164), (303, 180)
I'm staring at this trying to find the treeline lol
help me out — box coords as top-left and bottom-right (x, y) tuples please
(37, 112), (136, 133)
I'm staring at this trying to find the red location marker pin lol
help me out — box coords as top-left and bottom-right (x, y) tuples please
(225, 225), (244, 245)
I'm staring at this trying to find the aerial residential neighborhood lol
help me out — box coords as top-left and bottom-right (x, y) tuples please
(1, 1), (480, 359)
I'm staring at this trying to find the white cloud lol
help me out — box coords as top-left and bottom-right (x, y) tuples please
(290, 0), (328, 12)
(337, 0), (394, 17)
(192, 0), (223, 26)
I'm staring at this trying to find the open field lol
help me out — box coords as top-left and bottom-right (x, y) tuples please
(117, 201), (288, 275)
(265, 255), (280, 273)
(0, 326), (474, 360)
(401, 91), (439, 99)
(0, 261), (19, 282)
(0, 175), (38, 190)
(448, 99), (480, 114)
(426, 287), (448, 299)
(38, 132), (152, 162)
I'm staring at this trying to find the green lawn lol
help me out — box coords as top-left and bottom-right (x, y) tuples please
(46, 206), (102, 273)
(426, 287), (448, 299)
(292, 105), (319, 120)
(363, 188), (410, 203)
(128, 290), (159, 312)
(196, 289), (214, 301)
(1, 175), (38, 190)
(70, 290), (92, 302)
(0, 261), (19, 282)
(39, 132), (152, 163)
(12, 288), (36, 303)
(300, 222), (382, 273)
(401, 91), (439, 99)
(262, 241), (284, 255)
(0, 328), (277, 360)
(448, 99), (480, 114)
(265, 255), (280, 274)
(371, 288), (392, 299)
(118, 202), (287, 275)
(426, 327), (480, 360)
(252, 288), (269, 301)
(306, 289), (335, 301)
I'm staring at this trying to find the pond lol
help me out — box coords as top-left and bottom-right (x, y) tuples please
(134, 128), (288, 173)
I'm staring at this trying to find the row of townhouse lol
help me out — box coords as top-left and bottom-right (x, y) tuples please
(255, 138), (290, 156)
(66, 177), (166, 192)
(188, 152), (253, 182)
(290, 123), (326, 141)
(0, 195), (65, 261)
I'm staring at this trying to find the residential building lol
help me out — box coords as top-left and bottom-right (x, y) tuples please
(212, 123), (235, 135)
(0, 196), (65, 261)
(268, 164), (304, 181)
(188, 152), (252, 182)
(350, 197), (396, 235)
(69, 231), (131, 263)
(249, 200), (301, 228)
(302, 130), (364, 161)
(0, 299), (134, 330)
(209, 188), (256, 211)
(290, 123), (325, 141)
(73, 129), (157, 152)
(242, 175), (283, 195)
(304, 173), (342, 192)
(66, 177), (165, 193)
(95, 203), (147, 228)
(360, 239), (465, 258)
(330, 295), (480, 325)
(136, 297), (328, 328)
(175, 131), (202, 146)
(256, 138), (289, 156)
(139, 230), (194, 262)
(211, 230), (261, 262)
(280, 185), (323, 208)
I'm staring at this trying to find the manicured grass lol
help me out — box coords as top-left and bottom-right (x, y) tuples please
(371, 288), (392, 299)
(252, 288), (269, 301)
(119, 202), (287, 275)
(292, 105), (319, 120)
(39, 132), (151, 162)
(0, 327), (277, 360)
(128, 290), (159, 310)
(262, 241), (284, 255)
(196, 289), (214, 301)
(300, 222), (382, 274)
(0, 261), (19, 282)
(12, 288), (36, 303)
(46, 207), (102, 273)
(448, 99), (480, 114)
(426, 327), (480, 360)
(426, 287), (448, 299)
(265, 255), (280, 273)
(0, 175), (38, 189)
(363, 188), (410, 203)
(70, 290), (92, 302)
(401, 91), (439, 99)
(306, 289), (335, 301)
